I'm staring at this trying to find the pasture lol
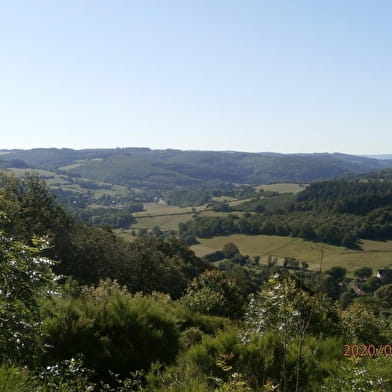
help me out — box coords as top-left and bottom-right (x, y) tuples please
(191, 234), (392, 273)
(131, 202), (206, 230)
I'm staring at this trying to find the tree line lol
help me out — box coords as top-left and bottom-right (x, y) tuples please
(179, 175), (392, 248)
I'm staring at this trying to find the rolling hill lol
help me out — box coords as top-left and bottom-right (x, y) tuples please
(1, 148), (391, 189)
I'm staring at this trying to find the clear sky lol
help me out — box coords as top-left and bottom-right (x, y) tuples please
(0, 0), (391, 153)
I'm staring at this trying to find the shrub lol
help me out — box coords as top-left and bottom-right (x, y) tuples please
(0, 365), (34, 392)
(41, 280), (180, 378)
(182, 270), (245, 319)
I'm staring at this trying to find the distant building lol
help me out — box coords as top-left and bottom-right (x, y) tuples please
(376, 269), (392, 283)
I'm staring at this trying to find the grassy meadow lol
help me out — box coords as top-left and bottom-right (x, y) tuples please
(131, 202), (203, 230)
(191, 234), (392, 273)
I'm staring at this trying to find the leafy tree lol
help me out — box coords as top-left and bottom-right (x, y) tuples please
(0, 173), (70, 243)
(319, 267), (347, 300)
(299, 224), (316, 240)
(122, 237), (207, 298)
(244, 276), (302, 339)
(341, 302), (384, 344)
(326, 267), (347, 283)
(204, 250), (225, 262)
(354, 267), (373, 280)
(182, 270), (245, 319)
(151, 225), (162, 237)
(222, 243), (240, 259)
(0, 213), (57, 364)
(362, 276), (381, 293)
(374, 284), (392, 310)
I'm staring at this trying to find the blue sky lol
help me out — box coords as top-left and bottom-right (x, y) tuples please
(0, 0), (391, 153)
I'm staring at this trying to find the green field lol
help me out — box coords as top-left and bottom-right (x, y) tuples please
(131, 202), (206, 230)
(191, 234), (392, 273)
(130, 215), (191, 231)
(130, 201), (248, 231)
(134, 202), (207, 216)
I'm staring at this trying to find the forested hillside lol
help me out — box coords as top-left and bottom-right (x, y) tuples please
(1, 148), (392, 188)
(1, 172), (392, 391)
(178, 170), (392, 249)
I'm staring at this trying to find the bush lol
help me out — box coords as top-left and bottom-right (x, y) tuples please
(182, 331), (241, 379)
(182, 270), (245, 319)
(41, 281), (180, 378)
(0, 365), (34, 392)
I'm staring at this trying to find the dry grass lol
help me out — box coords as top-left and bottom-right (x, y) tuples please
(255, 183), (308, 194)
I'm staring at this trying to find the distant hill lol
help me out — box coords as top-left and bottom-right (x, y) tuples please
(361, 154), (392, 160)
(1, 148), (392, 189)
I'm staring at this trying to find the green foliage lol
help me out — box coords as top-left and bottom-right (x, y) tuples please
(321, 358), (388, 391)
(181, 331), (241, 379)
(319, 267), (347, 300)
(222, 243), (240, 259)
(182, 270), (245, 319)
(374, 283), (392, 309)
(179, 327), (204, 351)
(3, 167), (392, 391)
(54, 220), (207, 298)
(41, 280), (180, 378)
(121, 237), (207, 298)
(37, 355), (95, 391)
(154, 327), (346, 392)
(166, 190), (212, 206)
(213, 353), (253, 392)
(0, 173), (208, 299)
(244, 276), (301, 338)
(0, 173), (70, 243)
(341, 302), (385, 344)
(77, 207), (136, 228)
(354, 267), (373, 279)
(173, 305), (230, 335)
(211, 201), (233, 213)
(0, 364), (35, 392)
(179, 174), (392, 249)
(145, 362), (209, 392)
(54, 222), (128, 284)
(0, 223), (57, 364)
(298, 179), (392, 215)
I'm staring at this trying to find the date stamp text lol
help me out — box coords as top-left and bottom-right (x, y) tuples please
(344, 344), (392, 357)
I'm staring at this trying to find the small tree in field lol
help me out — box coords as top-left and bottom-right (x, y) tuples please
(222, 243), (240, 259)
